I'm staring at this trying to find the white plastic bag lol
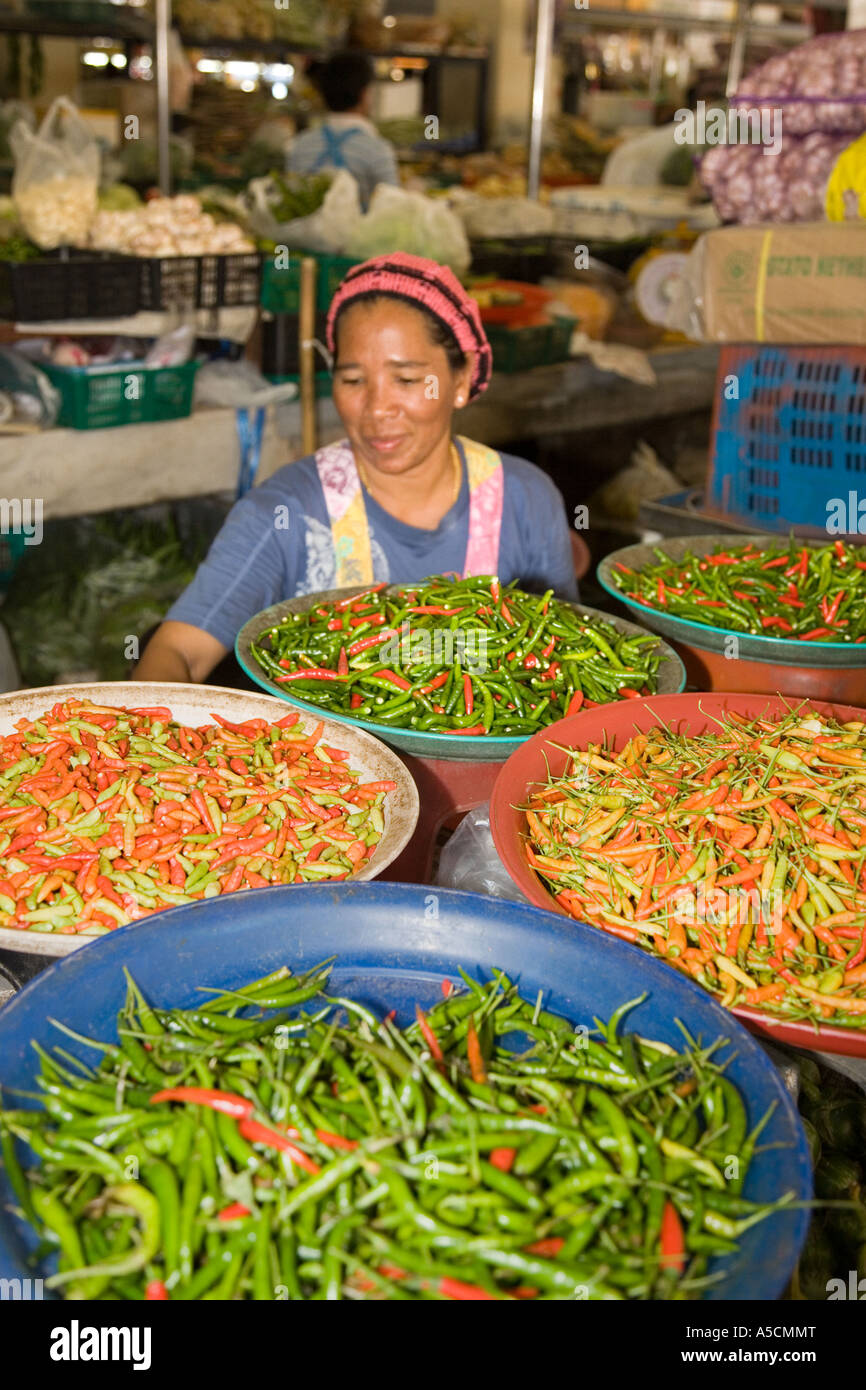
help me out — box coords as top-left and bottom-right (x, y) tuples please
(10, 97), (99, 249)
(435, 804), (529, 903)
(347, 185), (471, 276)
(246, 169), (362, 254)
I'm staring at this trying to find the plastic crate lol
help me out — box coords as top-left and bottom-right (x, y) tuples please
(705, 346), (866, 535)
(261, 312), (329, 378)
(139, 253), (261, 311)
(40, 359), (199, 431)
(486, 315), (576, 374)
(260, 254), (360, 315)
(0, 251), (141, 323)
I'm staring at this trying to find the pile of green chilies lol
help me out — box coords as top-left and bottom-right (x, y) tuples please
(0, 962), (794, 1301)
(251, 575), (664, 736)
(612, 538), (866, 643)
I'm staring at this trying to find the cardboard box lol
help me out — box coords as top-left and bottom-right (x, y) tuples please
(701, 223), (866, 343)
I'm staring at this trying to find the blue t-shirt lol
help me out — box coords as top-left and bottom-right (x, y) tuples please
(167, 440), (578, 650)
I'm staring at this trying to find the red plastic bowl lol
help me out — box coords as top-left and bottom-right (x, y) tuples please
(490, 691), (866, 1057)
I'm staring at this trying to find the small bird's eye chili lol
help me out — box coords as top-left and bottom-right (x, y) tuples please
(0, 701), (395, 937)
(523, 706), (866, 1028)
(613, 539), (866, 644)
(251, 576), (667, 737)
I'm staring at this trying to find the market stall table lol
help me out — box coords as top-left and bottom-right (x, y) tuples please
(0, 344), (721, 519)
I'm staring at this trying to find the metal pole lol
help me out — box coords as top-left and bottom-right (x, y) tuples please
(528, 0), (556, 201)
(155, 0), (172, 196)
(726, 0), (749, 98)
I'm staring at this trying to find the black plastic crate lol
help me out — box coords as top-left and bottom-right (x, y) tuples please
(469, 236), (556, 283)
(216, 252), (262, 308)
(140, 252), (262, 311)
(0, 250), (141, 323)
(138, 256), (199, 311)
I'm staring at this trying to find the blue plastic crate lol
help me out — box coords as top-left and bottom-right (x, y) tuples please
(706, 346), (866, 535)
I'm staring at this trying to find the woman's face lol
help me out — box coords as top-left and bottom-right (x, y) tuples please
(332, 298), (473, 479)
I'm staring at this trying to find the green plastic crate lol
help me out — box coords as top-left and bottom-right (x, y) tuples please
(261, 254), (361, 315)
(40, 360), (200, 431)
(485, 315), (576, 374)
(266, 372), (333, 399)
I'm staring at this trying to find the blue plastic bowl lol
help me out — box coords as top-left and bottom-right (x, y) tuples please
(0, 883), (811, 1300)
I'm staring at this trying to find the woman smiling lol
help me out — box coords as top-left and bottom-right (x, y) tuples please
(135, 254), (577, 684)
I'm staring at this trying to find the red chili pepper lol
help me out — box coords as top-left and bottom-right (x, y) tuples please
(450, 726), (486, 735)
(660, 1200), (686, 1274)
(337, 646), (349, 676)
(463, 674), (474, 717)
(347, 630), (396, 656)
(406, 605), (466, 615)
(237, 1117), (320, 1175)
(524, 1237), (565, 1258)
(466, 1018), (486, 1083)
(349, 613), (386, 628)
(489, 1147), (517, 1172)
(438, 1277), (497, 1301)
(566, 691), (584, 716)
(418, 672), (449, 695)
(618, 687), (642, 698)
(834, 540), (847, 562)
(217, 1202), (252, 1221)
(275, 668), (346, 682)
(824, 590), (845, 624)
(541, 636), (556, 658)
(415, 1005), (445, 1064)
(144, 1280), (169, 1300)
(148, 1087), (253, 1119)
(523, 653), (538, 669)
(800, 627), (833, 641)
(760, 616), (792, 631)
(375, 669), (411, 691)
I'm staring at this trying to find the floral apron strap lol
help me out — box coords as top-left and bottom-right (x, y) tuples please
(458, 435), (504, 579)
(315, 439), (375, 588)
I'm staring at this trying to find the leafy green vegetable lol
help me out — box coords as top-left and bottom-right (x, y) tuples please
(2, 509), (215, 685)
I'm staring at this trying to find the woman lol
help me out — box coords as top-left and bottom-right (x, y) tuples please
(287, 51), (398, 211)
(135, 254), (577, 685)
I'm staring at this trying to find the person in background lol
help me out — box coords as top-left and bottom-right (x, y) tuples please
(286, 51), (399, 210)
(134, 253), (577, 686)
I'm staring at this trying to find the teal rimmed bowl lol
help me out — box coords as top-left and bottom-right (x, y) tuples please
(236, 586), (687, 762)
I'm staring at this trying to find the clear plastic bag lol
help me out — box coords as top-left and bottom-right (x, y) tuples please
(347, 185), (471, 277)
(245, 169), (362, 254)
(10, 97), (99, 249)
(0, 347), (59, 427)
(435, 804), (529, 903)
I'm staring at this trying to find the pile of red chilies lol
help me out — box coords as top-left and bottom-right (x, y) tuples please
(0, 701), (395, 937)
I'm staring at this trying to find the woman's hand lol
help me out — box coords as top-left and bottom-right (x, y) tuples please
(132, 621), (228, 685)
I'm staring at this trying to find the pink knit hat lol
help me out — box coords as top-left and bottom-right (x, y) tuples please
(326, 252), (493, 400)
